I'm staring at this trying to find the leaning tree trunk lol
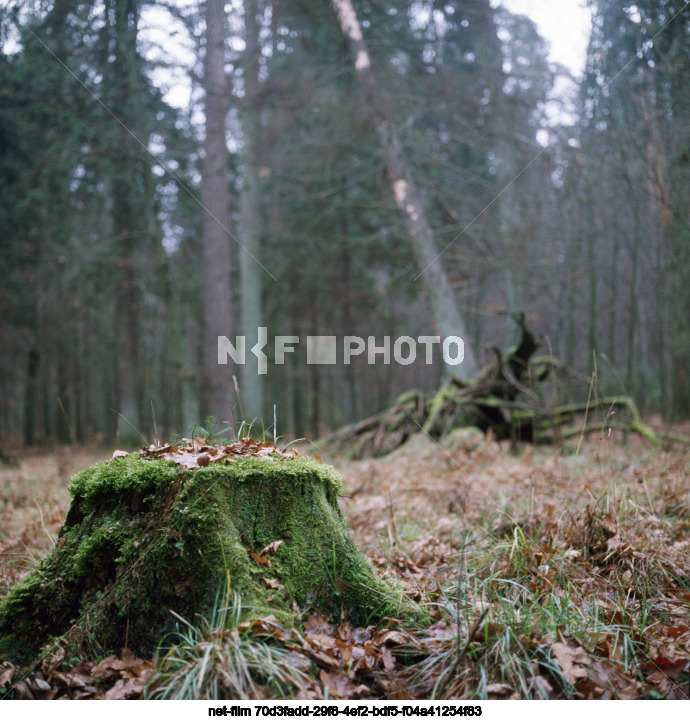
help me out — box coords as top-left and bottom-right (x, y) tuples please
(331, 0), (477, 380)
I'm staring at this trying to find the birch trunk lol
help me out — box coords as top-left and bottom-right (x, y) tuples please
(239, 0), (265, 424)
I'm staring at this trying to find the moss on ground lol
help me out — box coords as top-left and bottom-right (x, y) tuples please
(0, 452), (420, 661)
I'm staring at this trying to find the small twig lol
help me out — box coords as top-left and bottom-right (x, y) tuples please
(35, 501), (56, 546)
(458, 607), (490, 659)
(442, 607), (490, 694)
(151, 401), (160, 446)
(57, 397), (78, 445)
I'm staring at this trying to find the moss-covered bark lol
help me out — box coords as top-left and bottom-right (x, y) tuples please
(0, 453), (418, 661)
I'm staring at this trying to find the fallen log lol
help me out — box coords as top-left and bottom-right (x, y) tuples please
(326, 317), (687, 458)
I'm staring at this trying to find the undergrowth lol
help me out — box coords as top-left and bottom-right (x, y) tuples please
(146, 584), (316, 700)
(1, 430), (688, 700)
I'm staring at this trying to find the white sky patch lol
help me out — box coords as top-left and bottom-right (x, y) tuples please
(140, 4), (198, 109)
(491, 0), (594, 139)
(492, 0), (593, 77)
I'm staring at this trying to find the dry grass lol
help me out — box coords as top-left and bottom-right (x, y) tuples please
(332, 431), (690, 699)
(1, 431), (689, 699)
(0, 445), (109, 596)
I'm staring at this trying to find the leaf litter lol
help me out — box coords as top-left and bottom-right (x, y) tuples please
(1, 432), (689, 699)
(1, 647), (152, 700)
(137, 436), (301, 469)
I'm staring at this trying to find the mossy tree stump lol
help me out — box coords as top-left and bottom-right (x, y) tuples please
(0, 445), (417, 660)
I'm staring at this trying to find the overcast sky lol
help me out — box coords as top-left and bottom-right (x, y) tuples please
(493, 0), (593, 76)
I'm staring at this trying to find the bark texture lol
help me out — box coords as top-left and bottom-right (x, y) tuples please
(202, 0), (235, 424)
(239, 0), (266, 423)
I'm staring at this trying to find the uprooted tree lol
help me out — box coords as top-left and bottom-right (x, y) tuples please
(0, 439), (422, 661)
(327, 315), (686, 459)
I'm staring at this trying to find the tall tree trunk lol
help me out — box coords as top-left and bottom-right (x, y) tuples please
(239, 0), (265, 424)
(309, 299), (321, 436)
(330, 0), (478, 381)
(339, 218), (359, 423)
(625, 228), (640, 394)
(201, 0), (235, 426)
(114, 199), (140, 442)
(110, 0), (143, 443)
(642, 89), (675, 417)
(607, 233), (619, 366)
(23, 348), (39, 447)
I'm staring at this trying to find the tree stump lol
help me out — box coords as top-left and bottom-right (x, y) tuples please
(0, 441), (418, 661)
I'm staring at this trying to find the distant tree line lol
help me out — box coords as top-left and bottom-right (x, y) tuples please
(0, 0), (688, 447)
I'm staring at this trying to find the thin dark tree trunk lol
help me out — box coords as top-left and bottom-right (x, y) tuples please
(340, 225), (360, 423)
(201, 0), (235, 426)
(625, 231), (640, 393)
(110, 0), (144, 443)
(607, 234), (619, 366)
(309, 300), (320, 436)
(23, 349), (39, 447)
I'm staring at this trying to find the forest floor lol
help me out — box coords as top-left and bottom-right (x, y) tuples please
(1, 426), (689, 700)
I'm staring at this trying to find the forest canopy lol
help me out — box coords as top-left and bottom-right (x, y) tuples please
(0, 0), (688, 447)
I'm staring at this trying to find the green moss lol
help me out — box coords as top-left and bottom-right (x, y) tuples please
(395, 389), (421, 406)
(0, 453), (422, 662)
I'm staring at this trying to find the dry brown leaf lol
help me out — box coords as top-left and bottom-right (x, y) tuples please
(381, 645), (396, 671)
(319, 669), (370, 699)
(551, 641), (591, 685)
(13, 681), (34, 699)
(302, 646), (340, 668)
(142, 436), (294, 469)
(351, 626), (375, 644)
(91, 654), (119, 678)
(606, 535), (628, 551)
(238, 614), (291, 642)
(646, 669), (671, 695)
(263, 577), (286, 595)
(308, 634), (337, 651)
(40, 646), (65, 678)
(104, 673), (150, 700)
(378, 629), (409, 646)
(532, 675), (554, 698)
(486, 682), (513, 695)
(284, 651), (312, 673)
(0, 662), (15, 687)
(337, 617), (353, 642)
(260, 539), (285, 556)
(304, 614), (332, 636)
(30, 676), (51, 692)
(350, 646), (365, 661)
(249, 551), (271, 567)
(52, 671), (94, 688)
